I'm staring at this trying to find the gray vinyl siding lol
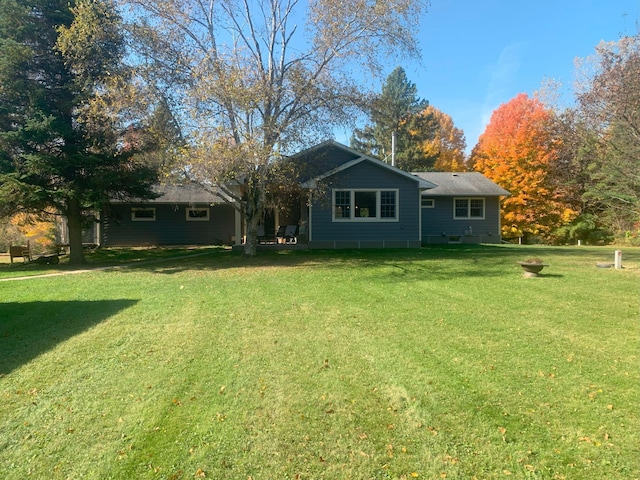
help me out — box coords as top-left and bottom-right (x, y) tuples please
(101, 203), (236, 246)
(309, 161), (421, 247)
(421, 196), (502, 244)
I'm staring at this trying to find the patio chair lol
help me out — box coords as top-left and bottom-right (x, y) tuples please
(276, 225), (287, 244)
(257, 225), (266, 244)
(284, 224), (298, 244)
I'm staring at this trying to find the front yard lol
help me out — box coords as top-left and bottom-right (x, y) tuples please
(0, 245), (638, 479)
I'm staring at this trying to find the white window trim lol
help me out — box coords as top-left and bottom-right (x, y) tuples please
(186, 207), (210, 221)
(421, 198), (435, 208)
(453, 197), (485, 220)
(332, 189), (399, 222)
(131, 207), (156, 221)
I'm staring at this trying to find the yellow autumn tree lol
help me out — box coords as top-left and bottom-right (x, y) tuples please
(418, 106), (467, 171)
(9, 213), (57, 253)
(470, 93), (577, 241)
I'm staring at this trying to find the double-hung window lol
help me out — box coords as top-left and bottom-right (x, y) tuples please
(333, 189), (398, 221)
(334, 190), (351, 219)
(454, 198), (485, 219)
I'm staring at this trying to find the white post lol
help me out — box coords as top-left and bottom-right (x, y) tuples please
(615, 250), (622, 269)
(391, 131), (396, 167)
(234, 207), (242, 245)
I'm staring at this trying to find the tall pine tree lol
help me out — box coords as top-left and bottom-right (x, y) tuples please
(351, 66), (436, 171)
(0, 0), (158, 264)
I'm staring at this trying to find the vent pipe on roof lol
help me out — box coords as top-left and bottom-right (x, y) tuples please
(391, 131), (396, 167)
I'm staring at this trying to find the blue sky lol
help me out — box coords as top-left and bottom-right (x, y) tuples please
(357, 0), (640, 154)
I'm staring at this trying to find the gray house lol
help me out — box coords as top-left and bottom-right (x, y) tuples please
(99, 184), (239, 247)
(294, 141), (435, 248)
(93, 141), (509, 247)
(413, 172), (510, 244)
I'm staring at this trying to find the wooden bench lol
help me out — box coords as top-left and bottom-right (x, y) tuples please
(9, 242), (31, 263)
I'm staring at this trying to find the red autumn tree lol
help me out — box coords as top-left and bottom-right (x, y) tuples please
(470, 93), (577, 241)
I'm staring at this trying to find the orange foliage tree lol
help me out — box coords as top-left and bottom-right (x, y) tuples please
(470, 93), (577, 241)
(9, 213), (57, 253)
(418, 106), (467, 171)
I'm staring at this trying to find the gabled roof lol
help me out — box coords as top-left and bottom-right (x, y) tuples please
(295, 140), (435, 189)
(412, 172), (510, 197)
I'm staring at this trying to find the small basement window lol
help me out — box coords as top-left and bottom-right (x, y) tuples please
(186, 207), (210, 221)
(131, 208), (156, 221)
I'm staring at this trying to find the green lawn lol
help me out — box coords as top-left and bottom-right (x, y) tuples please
(1, 245), (638, 479)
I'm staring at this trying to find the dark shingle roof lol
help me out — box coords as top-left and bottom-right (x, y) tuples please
(113, 184), (230, 204)
(292, 140), (435, 189)
(412, 172), (510, 196)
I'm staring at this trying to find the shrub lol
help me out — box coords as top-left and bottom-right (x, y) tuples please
(551, 214), (614, 245)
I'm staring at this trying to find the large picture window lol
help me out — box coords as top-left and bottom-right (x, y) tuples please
(333, 189), (398, 221)
(454, 198), (485, 219)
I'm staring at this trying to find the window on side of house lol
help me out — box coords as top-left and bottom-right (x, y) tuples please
(380, 190), (397, 218)
(186, 207), (210, 221)
(355, 191), (377, 218)
(421, 197), (435, 208)
(334, 190), (351, 218)
(131, 207), (156, 221)
(332, 189), (398, 221)
(453, 198), (485, 219)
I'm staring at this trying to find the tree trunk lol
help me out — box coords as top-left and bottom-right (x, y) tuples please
(244, 213), (260, 256)
(66, 197), (85, 265)
(243, 180), (264, 257)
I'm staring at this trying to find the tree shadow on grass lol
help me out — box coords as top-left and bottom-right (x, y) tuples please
(0, 300), (138, 376)
(4, 244), (634, 278)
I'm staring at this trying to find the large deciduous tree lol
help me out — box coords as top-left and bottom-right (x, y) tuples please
(572, 35), (640, 236)
(121, 0), (428, 256)
(470, 93), (577, 242)
(0, 0), (159, 264)
(418, 105), (467, 172)
(351, 66), (434, 171)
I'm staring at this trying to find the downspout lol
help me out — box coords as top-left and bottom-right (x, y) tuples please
(418, 190), (422, 245)
(308, 191), (313, 242)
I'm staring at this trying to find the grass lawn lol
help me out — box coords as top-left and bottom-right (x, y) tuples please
(0, 245), (638, 479)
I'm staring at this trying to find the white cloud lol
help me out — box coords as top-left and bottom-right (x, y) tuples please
(481, 42), (526, 128)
